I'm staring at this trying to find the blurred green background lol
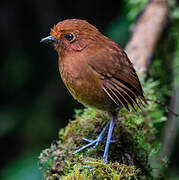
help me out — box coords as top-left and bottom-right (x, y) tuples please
(0, 0), (179, 179)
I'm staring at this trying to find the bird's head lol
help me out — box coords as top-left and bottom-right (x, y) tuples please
(41, 19), (102, 53)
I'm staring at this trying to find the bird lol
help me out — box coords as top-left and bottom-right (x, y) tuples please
(40, 19), (146, 163)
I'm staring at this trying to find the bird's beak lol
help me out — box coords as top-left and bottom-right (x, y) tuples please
(40, 35), (58, 43)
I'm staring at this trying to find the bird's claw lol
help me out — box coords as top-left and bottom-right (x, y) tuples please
(82, 137), (93, 143)
(74, 136), (103, 154)
(82, 137), (117, 144)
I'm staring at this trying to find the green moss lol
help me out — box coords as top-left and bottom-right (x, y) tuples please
(63, 160), (140, 180)
(39, 74), (167, 180)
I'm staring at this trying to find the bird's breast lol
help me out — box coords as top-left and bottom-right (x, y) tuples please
(58, 53), (115, 110)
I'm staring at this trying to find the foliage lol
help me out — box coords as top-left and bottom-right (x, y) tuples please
(125, 0), (148, 22)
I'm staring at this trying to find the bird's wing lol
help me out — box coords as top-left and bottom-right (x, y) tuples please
(88, 45), (146, 111)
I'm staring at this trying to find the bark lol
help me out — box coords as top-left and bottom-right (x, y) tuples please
(126, 0), (169, 72)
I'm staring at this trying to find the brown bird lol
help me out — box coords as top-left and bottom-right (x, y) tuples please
(41, 19), (146, 163)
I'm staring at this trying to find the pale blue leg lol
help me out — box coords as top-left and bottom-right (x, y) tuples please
(82, 137), (117, 143)
(103, 117), (115, 163)
(73, 121), (110, 154)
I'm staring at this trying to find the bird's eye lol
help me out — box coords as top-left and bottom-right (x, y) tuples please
(65, 33), (74, 42)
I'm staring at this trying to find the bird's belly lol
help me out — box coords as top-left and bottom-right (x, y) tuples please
(64, 77), (115, 111)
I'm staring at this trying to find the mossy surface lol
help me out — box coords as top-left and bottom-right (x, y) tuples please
(39, 75), (167, 180)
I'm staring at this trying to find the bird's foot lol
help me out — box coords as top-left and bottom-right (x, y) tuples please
(73, 121), (110, 154)
(82, 137), (117, 144)
(73, 136), (102, 154)
(74, 117), (116, 164)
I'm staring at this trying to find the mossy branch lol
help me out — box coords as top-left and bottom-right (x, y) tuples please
(39, 77), (167, 179)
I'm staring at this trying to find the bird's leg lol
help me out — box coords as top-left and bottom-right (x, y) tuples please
(103, 117), (115, 163)
(73, 121), (110, 154)
(74, 117), (116, 164)
(83, 121), (111, 148)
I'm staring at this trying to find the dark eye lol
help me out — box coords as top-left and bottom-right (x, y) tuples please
(65, 33), (74, 42)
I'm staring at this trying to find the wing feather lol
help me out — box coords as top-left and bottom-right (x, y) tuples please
(108, 81), (137, 111)
(111, 78), (142, 108)
(103, 83), (130, 111)
(87, 43), (147, 110)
